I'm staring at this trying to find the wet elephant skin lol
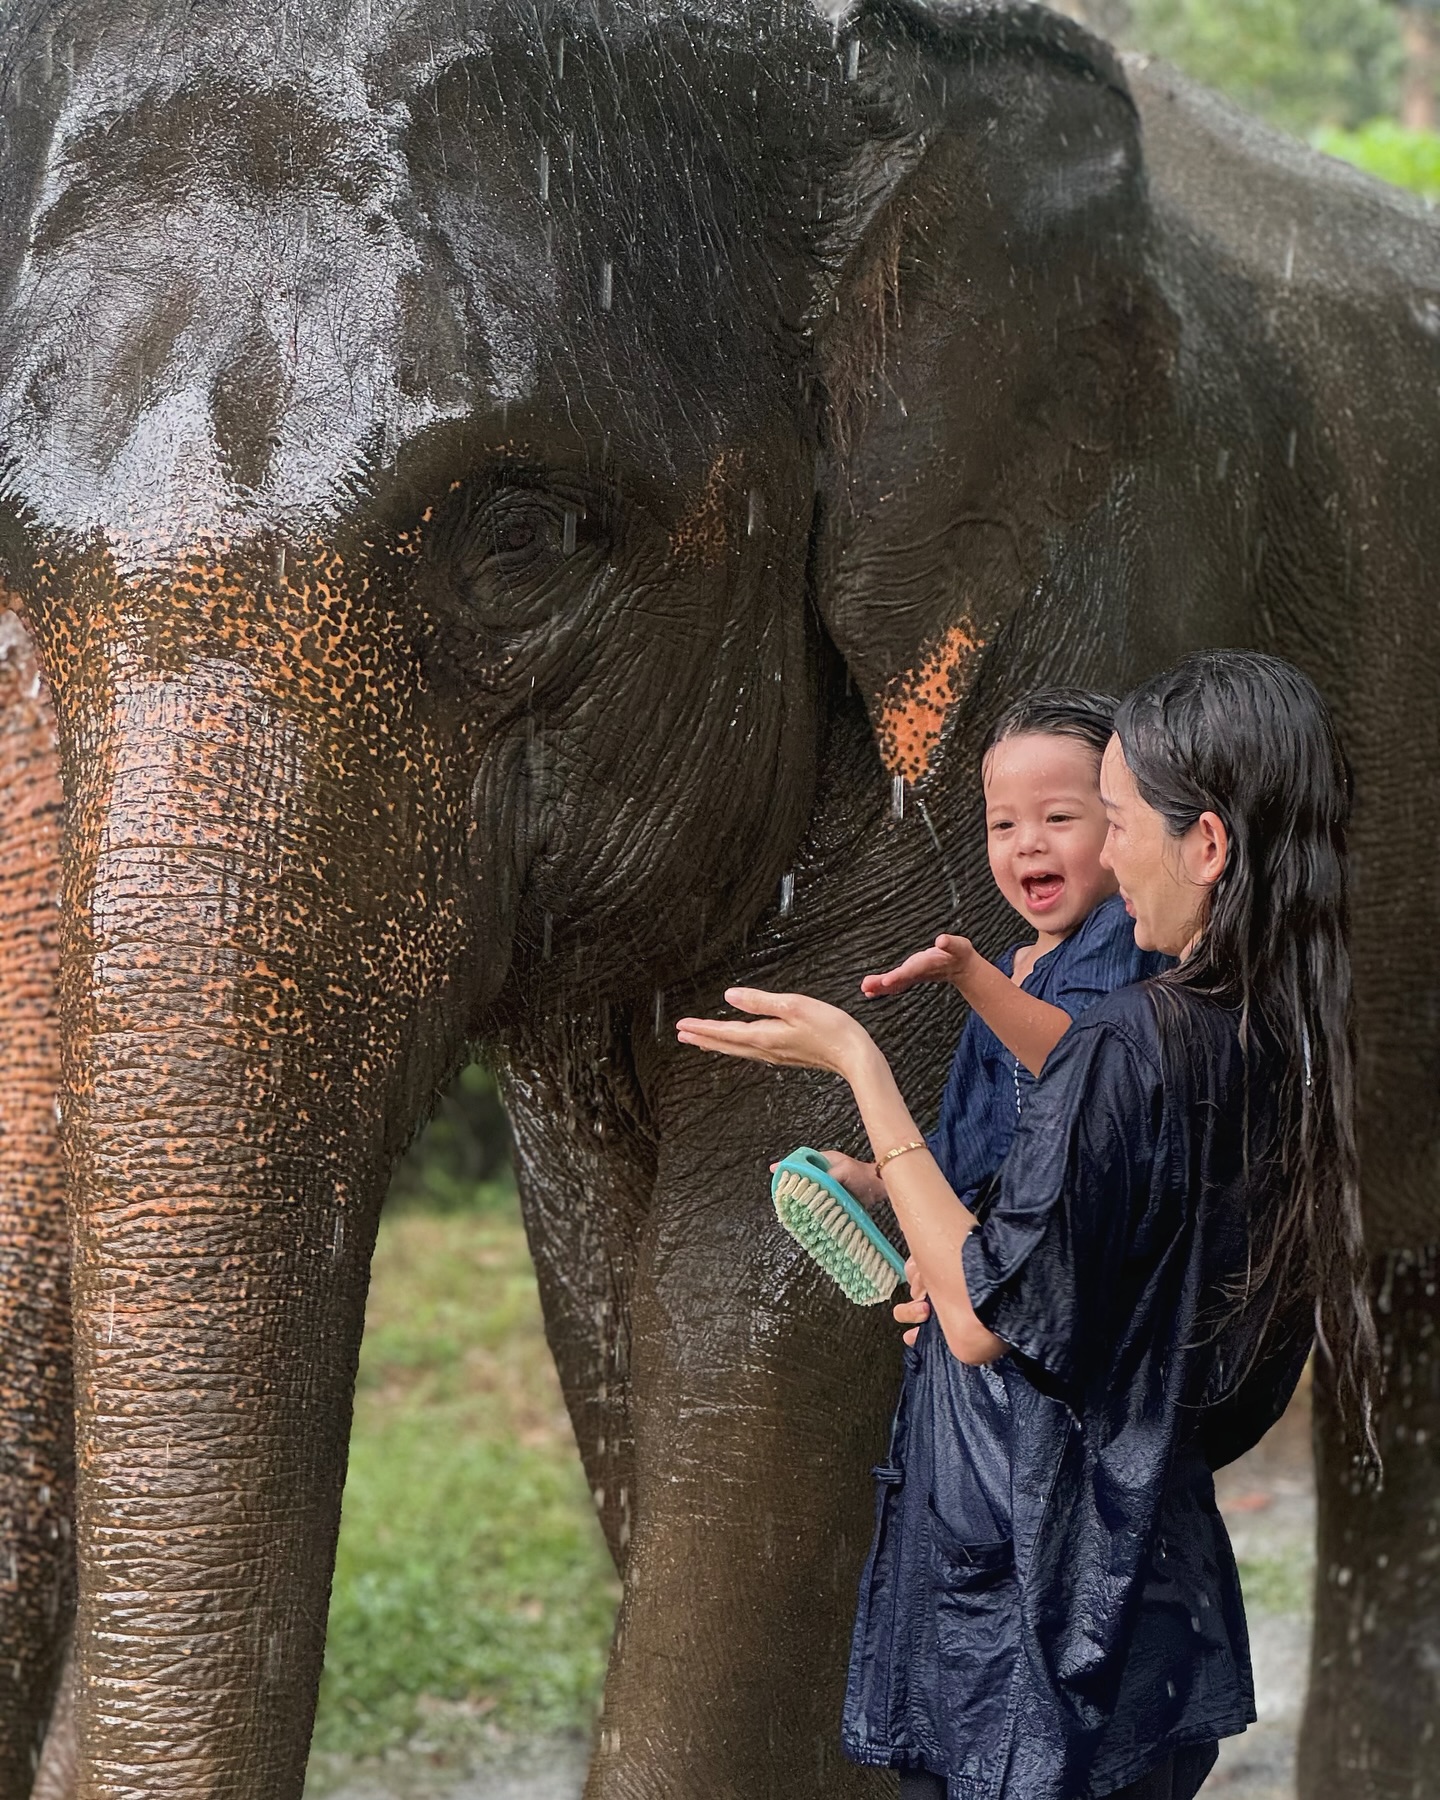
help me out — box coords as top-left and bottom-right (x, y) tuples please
(0, 609), (71, 1795)
(0, 1), (1435, 1797)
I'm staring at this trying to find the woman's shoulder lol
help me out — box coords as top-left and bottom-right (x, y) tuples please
(1039, 983), (1167, 1097)
(1071, 980), (1251, 1093)
(1059, 979), (1163, 1046)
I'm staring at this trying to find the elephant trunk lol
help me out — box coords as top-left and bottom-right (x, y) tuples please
(50, 635), (472, 1798)
(0, 611), (72, 1797)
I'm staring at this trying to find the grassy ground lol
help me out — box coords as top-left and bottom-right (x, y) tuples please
(311, 1185), (619, 1767)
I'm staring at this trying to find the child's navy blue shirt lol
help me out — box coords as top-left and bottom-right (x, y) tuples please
(843, 983), (1311, 1799)
(927, 892), (1169, 1203)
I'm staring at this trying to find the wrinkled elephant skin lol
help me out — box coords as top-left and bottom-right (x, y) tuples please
(0, 2), (1435, 1798)
(0, 607), (71, 1794)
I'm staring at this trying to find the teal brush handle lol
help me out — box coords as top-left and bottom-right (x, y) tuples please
(771, 1148), (907, 1281)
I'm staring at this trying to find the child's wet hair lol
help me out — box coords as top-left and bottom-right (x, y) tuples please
(982, 687), (1119, 765)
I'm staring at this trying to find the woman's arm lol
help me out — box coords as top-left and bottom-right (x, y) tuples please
(862, 935), (1070, 1077)
(843, 1034), (1005, 1365)
(675, 989), (1005, 1365)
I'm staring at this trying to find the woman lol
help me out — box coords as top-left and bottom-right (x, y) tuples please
(677, 651), (1376, 1800)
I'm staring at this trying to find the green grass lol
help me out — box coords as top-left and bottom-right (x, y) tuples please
(1237, 1549), (1313, 1617)
(312, 1185), (619, 1762)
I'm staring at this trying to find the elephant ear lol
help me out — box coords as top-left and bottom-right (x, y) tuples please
(814, 0), (1174, 786)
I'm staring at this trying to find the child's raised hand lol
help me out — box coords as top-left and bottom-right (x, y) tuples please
(861, 934), (977, 999)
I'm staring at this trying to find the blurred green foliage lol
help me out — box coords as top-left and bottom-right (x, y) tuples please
(387, 1060), (515, 1213)
(1314, 118), (1440, 198)
(1122, 0), (1403, 134)
(1109, 1), (1440, 204)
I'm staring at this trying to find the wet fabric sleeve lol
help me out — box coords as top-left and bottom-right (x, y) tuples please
(960, 1019), (1163, 1404)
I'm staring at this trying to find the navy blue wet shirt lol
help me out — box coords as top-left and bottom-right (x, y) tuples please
(843, 979), (1311, 1800)
(927, 894), (1168, 1203)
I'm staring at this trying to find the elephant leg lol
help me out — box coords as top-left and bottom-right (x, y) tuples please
(584, 1048), (907, 1799)
(502, 1009), (656, 1574)
(1300, 1247), (1440, 1800)
(0, 610), (73, 1799)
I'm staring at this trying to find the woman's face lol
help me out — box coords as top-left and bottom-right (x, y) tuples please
(1099, 737), (1227, 957)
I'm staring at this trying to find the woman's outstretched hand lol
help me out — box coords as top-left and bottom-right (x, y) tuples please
(894, 1256), (931, 1346)
(861, 934), (977, 999)
(675, 988), (873, 1078)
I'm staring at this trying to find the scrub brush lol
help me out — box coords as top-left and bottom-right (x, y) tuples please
(770, 1148), (907, 1305)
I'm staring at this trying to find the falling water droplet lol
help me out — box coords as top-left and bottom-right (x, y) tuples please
(747, 488), (764, 536)
(542, 911), (553, 958)
(779, 872), (795, 917)
(891, 776), (906, 821)
(555, 35), (565, 79)
(1215, 446), (1230, 481)
(538, 143), (550, 201)
(846, 38), (860, 81)
(332, 1216), (344, 1258)
(1283, 228), (1297, 282)
(599, 260), (614, 311)
(654, 989), (665, 1039)
(1285, 428), (1297, 469)
(274, 543), (286, 585)
(563, 508), (578, 555)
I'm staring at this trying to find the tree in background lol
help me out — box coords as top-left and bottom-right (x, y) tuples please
(1397, 0), (1440, 130)
(1054, 0), (1440, 199)
(1124, 0), (1401, 133)
(387, 1061), (514, 1210)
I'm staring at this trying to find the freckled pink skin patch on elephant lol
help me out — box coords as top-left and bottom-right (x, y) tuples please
(876, 620), (985, 782)
(0, 2), (1436, 1798)
(0, 607), (71, 1799)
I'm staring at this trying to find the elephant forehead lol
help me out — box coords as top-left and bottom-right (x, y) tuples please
(0, 0), (847, 554)
(0, 4), (527, 553)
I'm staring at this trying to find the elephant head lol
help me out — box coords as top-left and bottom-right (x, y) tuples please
(0, 0), (1178, 1790)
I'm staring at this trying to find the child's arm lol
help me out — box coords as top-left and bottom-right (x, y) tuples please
(862, 936), (1070, 1077)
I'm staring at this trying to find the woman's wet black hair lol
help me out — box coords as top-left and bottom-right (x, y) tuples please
(1114, 650), (1378, 1447)
(983, 687), (1119, 765)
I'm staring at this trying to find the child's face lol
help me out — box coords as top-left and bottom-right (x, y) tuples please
(982, 732), (1116, 940)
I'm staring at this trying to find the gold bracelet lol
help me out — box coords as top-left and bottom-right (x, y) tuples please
(874, 1139), (926, 1179)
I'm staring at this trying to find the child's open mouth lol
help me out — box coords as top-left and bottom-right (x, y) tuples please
(1022, 873), (1065, 912)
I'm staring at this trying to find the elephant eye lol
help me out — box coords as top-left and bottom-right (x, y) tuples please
(497, 516), (538, 557)
(477, 489), (609, 583)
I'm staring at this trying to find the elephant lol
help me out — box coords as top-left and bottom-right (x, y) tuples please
(0, 0), (1437, 1794)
